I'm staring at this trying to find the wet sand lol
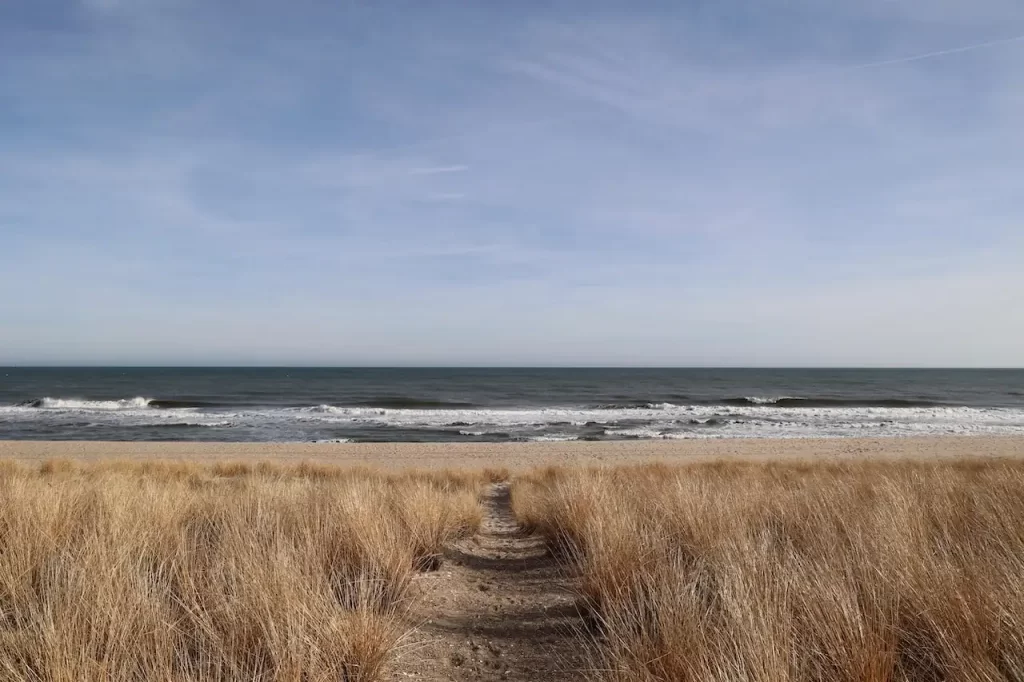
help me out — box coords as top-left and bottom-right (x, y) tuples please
(0, 436), (1021, 469)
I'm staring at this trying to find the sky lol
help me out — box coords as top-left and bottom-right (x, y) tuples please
(1, 0), (1022, 367)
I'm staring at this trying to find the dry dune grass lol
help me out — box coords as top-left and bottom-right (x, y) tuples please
(512, 459), (1024, 682)
(0, 459), (490, 682)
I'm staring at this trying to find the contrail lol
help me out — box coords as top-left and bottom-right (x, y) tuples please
(844, 33), (1024, 71)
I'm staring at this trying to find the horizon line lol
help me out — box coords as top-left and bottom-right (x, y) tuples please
(2, 365), (1021, 371)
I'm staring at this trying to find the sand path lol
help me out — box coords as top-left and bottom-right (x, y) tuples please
(390, 483), (588, 681)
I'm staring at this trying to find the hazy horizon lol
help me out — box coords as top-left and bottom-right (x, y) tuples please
(3, 365), (1023, 370)
(2, 1), (1022, 366)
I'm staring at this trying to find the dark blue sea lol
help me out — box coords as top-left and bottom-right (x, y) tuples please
(1, 368), (1022, 442)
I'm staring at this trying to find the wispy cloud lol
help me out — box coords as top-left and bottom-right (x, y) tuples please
(81, 0), (120, 11)
(408, 164), (469, 175)
(1, 0), (1022, 364)
(844, 32), (1024, 70)
(424, 192), (466, 201)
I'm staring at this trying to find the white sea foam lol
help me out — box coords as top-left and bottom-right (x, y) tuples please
(2, 399), (1023, 441)
(158, 420), (233, 428)
(292, 403), (1024, 433)
(604, 427), (664, 438)
(34, 397), (154, 410)
(745, 396), (792, 405)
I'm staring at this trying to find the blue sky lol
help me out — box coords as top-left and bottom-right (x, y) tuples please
(1, 0), (1022, 366)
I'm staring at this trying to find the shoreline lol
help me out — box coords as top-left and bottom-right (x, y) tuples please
(1, 436), (1022, 469)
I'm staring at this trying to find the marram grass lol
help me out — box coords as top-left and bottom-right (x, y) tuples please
(0, 460), (488, 682)
(512, 459), (1024, 682)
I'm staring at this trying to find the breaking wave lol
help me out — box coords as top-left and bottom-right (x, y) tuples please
(21, 397), (225, 410)
(347, 397), (477, 409)
(718, 396), (945, 408)
(5, 395), (1023, 442)
(22, 397), (154, 410)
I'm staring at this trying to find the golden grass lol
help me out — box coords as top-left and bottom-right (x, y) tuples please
(0, 459), (488, 681)
(511, 459), (1024, 681)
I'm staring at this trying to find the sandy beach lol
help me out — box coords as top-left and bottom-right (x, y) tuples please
(2, 435), (1022, 469)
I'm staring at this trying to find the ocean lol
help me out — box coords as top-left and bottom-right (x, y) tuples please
(1, 368), (1022, 443)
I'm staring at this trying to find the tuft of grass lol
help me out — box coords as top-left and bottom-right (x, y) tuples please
(0, 460), (487, 681)
(512, 459), (1024, 682)
(482, 467), (511, 483)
